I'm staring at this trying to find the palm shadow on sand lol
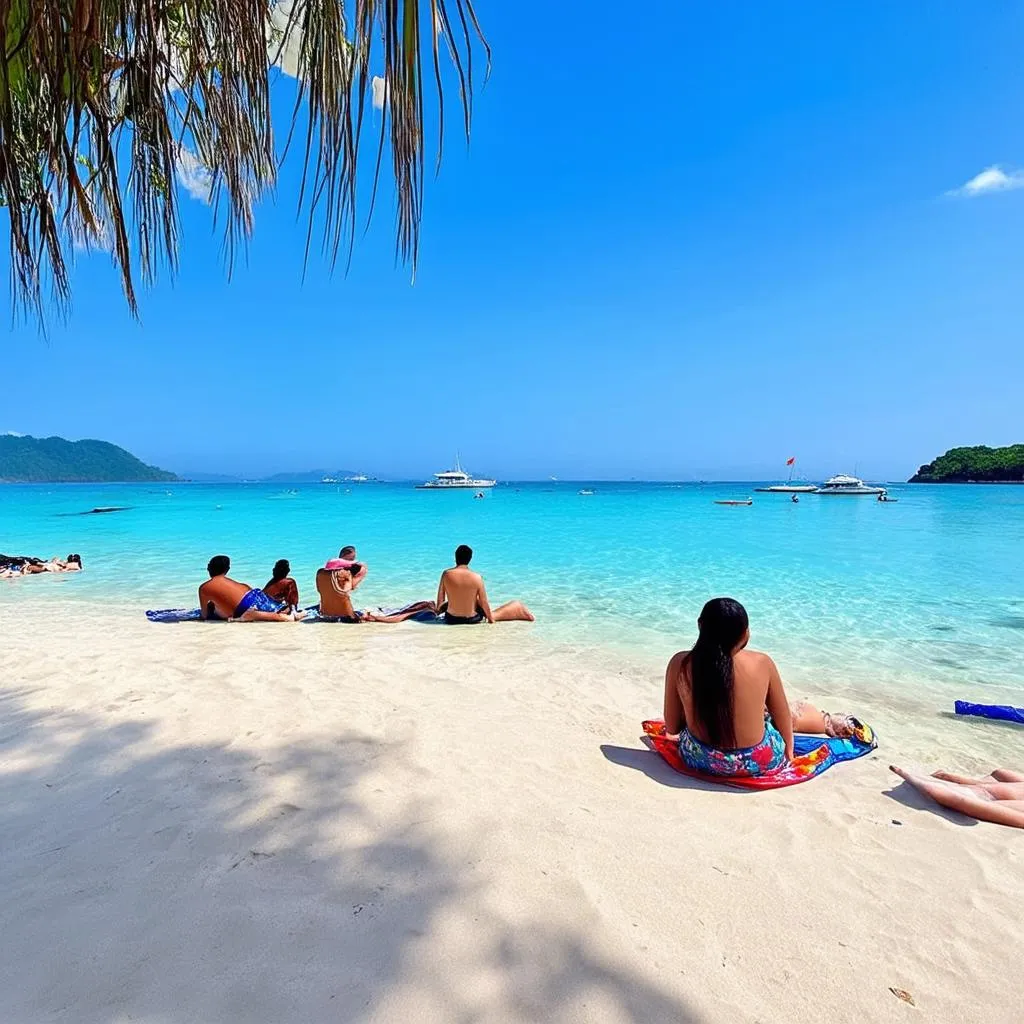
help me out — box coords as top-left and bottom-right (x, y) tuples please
(0, 686), (704, 1023)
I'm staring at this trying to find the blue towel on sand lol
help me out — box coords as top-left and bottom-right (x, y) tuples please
(954, 701), (1024, 726)
(146, 608), (205, 623)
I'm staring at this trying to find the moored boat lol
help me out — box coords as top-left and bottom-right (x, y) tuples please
(815, 474), (885, 496)
(416, 455), (496, 489)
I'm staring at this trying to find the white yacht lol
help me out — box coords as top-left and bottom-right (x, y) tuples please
(416, 456), (496, 489)
(815, 473), (886, 495)
(344, 474), (369, 483)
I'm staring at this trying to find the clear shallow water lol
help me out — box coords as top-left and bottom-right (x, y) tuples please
(2, 481), (1023, 707)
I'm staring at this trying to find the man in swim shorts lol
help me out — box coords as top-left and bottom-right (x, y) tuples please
(199, 555), (302, 621)
(435, 545), (534, 624)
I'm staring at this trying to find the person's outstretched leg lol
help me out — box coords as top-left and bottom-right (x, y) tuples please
(790, 702), (862, 738)
(889, 766), (1024, 829)
(790, 702), (828, 733)
(237, 609), (300, 622)
(492, 600), (535, 622)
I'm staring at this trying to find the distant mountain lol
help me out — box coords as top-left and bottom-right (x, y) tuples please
(909, 444), (1024, 483)
(0, 434), (178, 483)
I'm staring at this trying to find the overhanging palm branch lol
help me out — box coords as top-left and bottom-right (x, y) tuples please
(0, 0), (488, 322)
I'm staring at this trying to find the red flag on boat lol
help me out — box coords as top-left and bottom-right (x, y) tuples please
(786, 457), (796, 466)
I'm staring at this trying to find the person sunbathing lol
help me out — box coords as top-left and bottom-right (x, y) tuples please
(663, 597), (865, 777)
(199, 555), (302, 621)
(264, 559), (299, 609)
(315, 564), (435, 623)
(435, 545), (534, 624)
(22, 554), (82, 574)
(327, 545), (368, 589)
(889, 766), (1024, 829)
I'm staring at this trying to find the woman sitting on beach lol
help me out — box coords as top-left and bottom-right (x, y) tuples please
(264, 559), (299, 609)
(315, 564), (435, 623)
(663, 597), (864, 777)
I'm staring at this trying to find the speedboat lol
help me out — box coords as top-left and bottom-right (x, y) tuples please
(714, 499), (753, 506)
(815, 474), (886, 495)
(577, 488), (595, 496)
(416, 455), (496, 489)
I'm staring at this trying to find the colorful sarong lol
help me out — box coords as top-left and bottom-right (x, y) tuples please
(642, 718), (877, 789)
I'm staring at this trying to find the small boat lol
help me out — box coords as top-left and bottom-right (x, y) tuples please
(755, 457), (818, 493)
(577, 488), (595, 496)
(416, 454), (496, 489)
(473, 491), (485, 499)
(714, 499), (753, 506)
(815, 473), (886, 496)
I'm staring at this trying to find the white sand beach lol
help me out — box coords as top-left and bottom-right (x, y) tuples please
(1, 596), (1021, 1024)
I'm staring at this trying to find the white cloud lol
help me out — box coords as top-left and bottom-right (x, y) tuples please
(372, 75), (387, 111)
(946, 165), (1024, 198)
(177, 146), (213, 204)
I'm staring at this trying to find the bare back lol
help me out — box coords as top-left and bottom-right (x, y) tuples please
(439, 566), (486, 617)
(674, 648), (782, 748)
(316, 569), (357, 619)
(198, 576), (250, 620)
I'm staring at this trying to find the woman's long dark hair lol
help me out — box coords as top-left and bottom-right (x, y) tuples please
(683, 597), (749, 748)
(271, 559), (290, 582)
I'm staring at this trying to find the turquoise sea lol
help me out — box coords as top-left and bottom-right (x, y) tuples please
(2, 481), (1023, 708)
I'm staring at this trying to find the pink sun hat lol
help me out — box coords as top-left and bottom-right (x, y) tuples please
(324, 557), (357, 571)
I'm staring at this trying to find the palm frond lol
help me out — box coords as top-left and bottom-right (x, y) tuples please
(0, 0), (488, 324)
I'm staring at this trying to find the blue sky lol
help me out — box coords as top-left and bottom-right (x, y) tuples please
(4, 1), (1024, 481)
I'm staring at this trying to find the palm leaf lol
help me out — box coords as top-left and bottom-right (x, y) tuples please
(0, 0), (489, 324)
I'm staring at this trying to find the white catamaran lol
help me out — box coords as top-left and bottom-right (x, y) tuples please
(814, 473), (886, 496)
(416, 456), (497, 490)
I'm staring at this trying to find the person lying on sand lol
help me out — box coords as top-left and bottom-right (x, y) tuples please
(889, 766), (1024, 829)
(662, 597), (868, 778)
(315, 564), (434, 622)
(21, 554), (82, 574)
(199, 555), (303, 621)
(264, 559), (299, 609)
(435, 545), (534, 624)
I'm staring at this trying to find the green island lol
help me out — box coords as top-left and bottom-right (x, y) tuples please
(0, 434), (178, 483)
(909, 444), (1024, 483)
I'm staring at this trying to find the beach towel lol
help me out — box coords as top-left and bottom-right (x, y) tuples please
(146, 608), (205, 623)
(146, 603), (438, 624)
(641, 719), (877, 789)
(954, 701), (1024, 726)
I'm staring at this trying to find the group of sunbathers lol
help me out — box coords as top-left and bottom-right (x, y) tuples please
(662, 596), (1024, 828)
(198, 543), (535, 625)
(0, 553), (82, 578)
